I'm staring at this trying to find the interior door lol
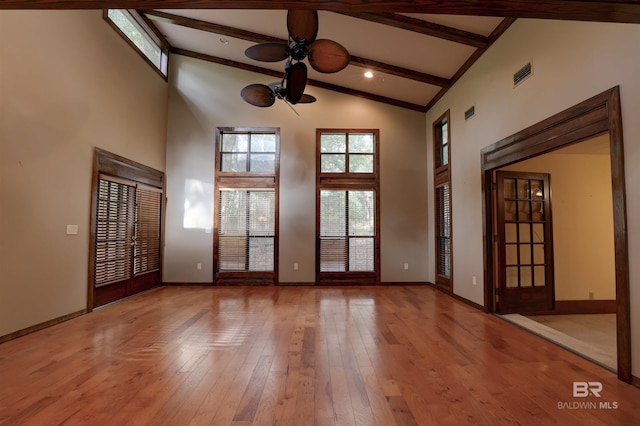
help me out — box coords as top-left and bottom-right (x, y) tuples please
(496, 171), (554, 314)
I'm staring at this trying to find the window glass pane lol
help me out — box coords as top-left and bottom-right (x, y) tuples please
(504, 178), (516, 199)
(533, 244), (545, 264)
(532, 224), (544, 243)
(518, 201), (530, 221)
(348, 154), (373, 173)
(320, 190), (346, 236)
(519, 223), (531, 243)
(531, 180), (544, 199)
(107, 10), (162, 69)
(221, 153), (247, 172)
(349, 133), (374, 153)
(349, 191), (375, 236)
(250, 154), (275, 173)
(505, 223), (517, 243)
(506, 244), (518, 265)
(506, 266), (518, 287)
(519, 244), (531, 264)
(249, 237), (274, 271)
(520, 266), (532, 287)
(218, 236), (246, 271)
(251, 134), (276, 152)
(320, 133), (346, 153)
(249, 191), (275, 236)
(321, 154), (346, 172)
(222, 133), (249, 152)
(517, 179), (530, 199)
(349, 238), (374, 271)
(534, 266), (546, 286)
(441, 122), (448, 146)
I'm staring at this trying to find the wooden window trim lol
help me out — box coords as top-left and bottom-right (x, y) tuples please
(213, 127), (280, 285)
(433, 110), (453, 294)
(316, 129), (381, 285)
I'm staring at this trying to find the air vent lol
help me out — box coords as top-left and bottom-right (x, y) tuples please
(513, 61), (533, 87)
(464, 105), (475, 121)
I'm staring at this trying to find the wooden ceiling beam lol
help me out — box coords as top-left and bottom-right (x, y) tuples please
(172, 47), (427, 112)
(337, 12), (488, 48)
(2, 0), (640, 24)
(145, 10), (450, 88)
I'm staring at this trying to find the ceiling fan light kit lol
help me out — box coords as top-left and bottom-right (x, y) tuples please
(241, 10), (350, 108)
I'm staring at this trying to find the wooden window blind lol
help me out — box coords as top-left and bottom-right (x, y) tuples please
(95, 178), (135, 287)
(134, 186), (162, 275)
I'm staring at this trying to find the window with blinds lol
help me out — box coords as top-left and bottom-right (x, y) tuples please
(436, 184), (451, 278)
(317, 129), (380, 285)
(214, 128), (280, 284)
(433, 111), (453, 293)
(320, 190), (375, 272)
(94, 179), (162, 287)
(218, 189), (275, 272)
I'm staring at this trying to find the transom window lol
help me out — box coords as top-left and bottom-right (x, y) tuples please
(320, 132), (375, 173)
(220, 132), (277, 173)
(105, 9), (169, 78)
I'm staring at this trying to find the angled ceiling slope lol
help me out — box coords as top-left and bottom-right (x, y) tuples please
(4, 0), (639, 112)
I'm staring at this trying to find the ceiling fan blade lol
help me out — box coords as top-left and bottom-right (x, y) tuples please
(308, 39), (350, 73)
(241, 84), (275, 107)
(287, 10), (318, 44)
(245, 42), (289, 62)
(285, 62), (308, 104)
(298, 94), (317, 104)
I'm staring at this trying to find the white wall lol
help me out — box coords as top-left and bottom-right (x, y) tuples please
(425, 19), (640, 376)
(0, 11), (168, 336)
(164, 55), (428, 284)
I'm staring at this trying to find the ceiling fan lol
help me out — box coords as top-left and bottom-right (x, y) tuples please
(241, 10), (350, 108)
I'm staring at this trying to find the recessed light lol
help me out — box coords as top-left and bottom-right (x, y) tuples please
(364, 71), (374, 79)
(219, 38), (230, 45)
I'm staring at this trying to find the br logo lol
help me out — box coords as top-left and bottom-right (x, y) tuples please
(573, 381), (603, 397)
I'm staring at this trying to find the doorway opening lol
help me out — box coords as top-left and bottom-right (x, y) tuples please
(481, 87), (631, 383)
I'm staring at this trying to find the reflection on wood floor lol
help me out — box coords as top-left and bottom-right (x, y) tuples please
(1, 286), (638, 425)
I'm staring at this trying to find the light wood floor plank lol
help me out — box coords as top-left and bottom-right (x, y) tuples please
(1, 285), (639, 425)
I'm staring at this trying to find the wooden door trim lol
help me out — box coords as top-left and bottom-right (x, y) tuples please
(481, 86), (631, 383)
(88, 148), (165, 311)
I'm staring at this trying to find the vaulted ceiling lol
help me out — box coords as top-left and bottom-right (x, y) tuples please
(4, 1), (639, 112)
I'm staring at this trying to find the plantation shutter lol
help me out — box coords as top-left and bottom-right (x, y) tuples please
(95, 178), (135, 286)
(217, 189), (275, 272)
(134, 186), (162, 275)
(436, 183), (451, 278)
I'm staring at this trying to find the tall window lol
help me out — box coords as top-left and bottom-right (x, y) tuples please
(105, 9), (169, 78)
(317, 130), (380, 285)
(433, 111), (453, 294)
(214, 128), (279, 284)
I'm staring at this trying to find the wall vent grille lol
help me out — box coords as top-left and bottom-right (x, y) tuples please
(514, 61), (533, 87)
(464, 105), (475, 121)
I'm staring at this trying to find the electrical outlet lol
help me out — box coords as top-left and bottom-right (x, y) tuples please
(293, 263), (299, 270)
(589, 291), (594, 300)
(473, 276), (477, 285)
(403, 263), (409, 270)
(197, 263), (202, 270)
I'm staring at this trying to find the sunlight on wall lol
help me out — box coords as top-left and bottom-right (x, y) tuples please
(183, 178), (214, 230)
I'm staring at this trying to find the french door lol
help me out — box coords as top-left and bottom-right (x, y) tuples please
(496, 171), (554, 313)
(89, 148), (164, 309)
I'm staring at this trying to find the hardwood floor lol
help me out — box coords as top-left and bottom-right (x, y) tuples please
(1, 286), (638, 425)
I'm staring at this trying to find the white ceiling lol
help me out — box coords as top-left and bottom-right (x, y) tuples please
(146, 10), (507, 111)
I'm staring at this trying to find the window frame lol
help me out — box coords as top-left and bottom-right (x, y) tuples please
(214, 127), (280, 285)
(316, 129), (380, 285)
(103, 9), (170, 80)
(433, 111), (453, 294)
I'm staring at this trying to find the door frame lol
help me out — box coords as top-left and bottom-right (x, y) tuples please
(480, 86), (631, 383)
